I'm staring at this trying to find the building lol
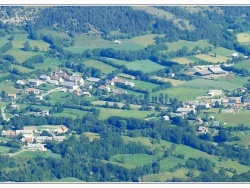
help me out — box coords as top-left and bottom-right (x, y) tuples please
(61, 81), (78, 90)
(21, 137), (33, 144)
(47, 80), (59, 85)
(87, 77), (100, 83)
(1, 130), (16, 137)
(68, 73), (84, 86)
(124, 81), (135, 87)
(11, 104), (19, 110)
(39, 75), (51, 81)
(213, 121), (220, 126)
(7, 94), (16, 100)
(56, 126), (68, 134)
(16, 80), (25, 85)
(25, 88), (40, 95)
(114, 40), (121, 44)
(23, 126), (38, 132)
(35, 136), (52, 143)
(176, 107), (196, 115)
(51, 75), (64, 83)
(111, 77), (124, 85)
(28, 79), (41, 86)
(194, 70), (212, 76)
(16, 130), (33, 136)
(36, 95), (43, 101)
(231, 53), (239, 57)
(112, 89), (127, 95)
(163, 115), (170, 121)
(53, 70), (67, 77)
(53, 136), (66, 142)
(24, 143), (46, 151)
(98, 85), (111, 92)
(41, 110), (49, 116)
(208, 66), (226, 74)
(196, 118), (203, 125)
(83, 84), (93, 90)
(82, 92), (91, 97)
(198, 126), (209, 134)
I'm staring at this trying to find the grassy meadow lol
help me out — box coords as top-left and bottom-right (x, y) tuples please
(83, 59), (117, 74)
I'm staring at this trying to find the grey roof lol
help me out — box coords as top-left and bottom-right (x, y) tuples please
(87, 77), (100, 82)
(39, 75), (50, 79)
(208, 66), (225, 74)
(28, 79), (38, 82)
(195, 70), (212, 76)
(61, 81), (76, 87)
(54, 136), (66, 140)
(243, 99), (250, 103)
(36, 136), (49, 140)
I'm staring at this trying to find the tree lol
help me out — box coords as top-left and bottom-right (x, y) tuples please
(34, 46), (40, 52)
(22, 41), (32, 51)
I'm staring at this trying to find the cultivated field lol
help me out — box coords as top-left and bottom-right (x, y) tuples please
(126, 60), (165, 73)
(165, 40), (211, 52)
(194, 54), (229, 63)
(84, 132), (100, 142)
(170, 57), (195, 64)
(83, 59), (117, 74)
(129, 34), (164, 47)
(14, 149), (61, 159)
(211, 47), (237, 57)
(151, 76), (186, 86)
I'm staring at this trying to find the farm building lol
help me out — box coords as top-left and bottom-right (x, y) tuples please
(112, 89), (127, 95)
(176, 107), (196, 115)
(54, 136), (66, 142)
(51, 75), (64, 83)
(124, 81), (135, 87)
(87, 77), (100, 83)
(208, 66), (226, 74)
(23, 126), (38, 132)
(36, 95), (43, 100)
(25, 144), (47, 151)
(194, 70), (212, 76)
(41, 110), (49, 116)
(163, 115), (170, 121)
(35, 136), (52, 143)
(11, 104), (19, 110)
(114, 40), (121, 44)
(98, 85), (111, 92)
(47, 80), (59, 85)
(20, 137), (33, 144)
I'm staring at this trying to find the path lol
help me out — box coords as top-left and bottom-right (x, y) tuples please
(8, 149), (25, 157)
(41, 87), (62, 97)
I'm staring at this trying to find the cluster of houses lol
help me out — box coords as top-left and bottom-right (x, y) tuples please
(2, 125), (68, 151)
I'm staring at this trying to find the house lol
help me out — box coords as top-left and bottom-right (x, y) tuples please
(68, 73), (84, 86)
(61, 81), (78, 90)
(53, 136), (66, 142)
(163, 115), (170, 121)
(231, 53), (239, 58)
(198, 126), (209, 134)
(98, 85), (111, 92)
(24, 143), (47, 151)
(213, 121), (220, 126)
(111, 77), (124, 85)
(51, 75), (64, 83)
(7, 94), (16, 100)
(1, 130), (16, 137)
(82, 92), (91, 97)
(41, 110), (49, 116)
(39, 75), (51, 81)
(36, 95), (43, 100)
(47, 80), (59, 85)
(35, 136), (52, 143)
(53, 69), (67, 77)
(11, 104), (19, 110)
(243, 98), (250, 105)
(73, 90), (80, 96)
(16, 130), (33, 136)
(56, 126), (68, 134)
(124, 81), (135, 87)
(16, 80), (25, 85)
(112, 89), (127, 95)
(176, 107), (196, 115)
(87, 77), (100, 83)
(208, 66), (226, 74)
(196, 118), (203, 125)
(21, 137), (33, 144)
(186, 101), (210, 109)
(25, 88), (40, 95)
(23, 126), (38, 132)
(28, 79), (41, 86)
(114, 40), (121, 44)
(83, 84), (93, 90)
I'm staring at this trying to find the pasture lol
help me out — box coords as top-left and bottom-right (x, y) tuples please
(97, 108), (158, 120)
(0, 81), (17, 93)
(211, 47), (237, 57)
(14, 149), (61, 159)
(233, 60), (250, 72)
(194, 54), (229, 63)
(165, 40), (211, 52)
(129, 34), (164, 47)
(170, 57), (195, 64)
(236, 31), (250, 44)
(213, 110), (250, 127)
(128, 79), (160, 92)
(50, 177), (83, 182)
(83, 59), (117, 74)
(231, 131), (250, 147)
(126, 60), (165, 73)
(33, 58), (65, 71)
(151, 76), (186, 86)
(217, 74), (250, 87)
(11, 64), (33, 73)
(0, 146), (13, 154)
(84, 132), (100, 142)
(7, 48), (44, 63)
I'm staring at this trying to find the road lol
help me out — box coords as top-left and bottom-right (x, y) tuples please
(1, 107), (10, 122)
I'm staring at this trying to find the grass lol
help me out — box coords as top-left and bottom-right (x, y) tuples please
(83, 59), (117, 74)
(126, 60), (165, 73)
(84, 132), (100, 141)
(231, 131), (250, 147)
(165, 40), (211, 52)
(170, 57), (195, 64)
(33, 58), (65, 71)
(0, 136), (12, 143)
(233, 60), (250, 72)
(237, 31), (250, 44)
(49, 177), (83, 182)
(97, 108), (158, 120)
(159, 156), (185, 172)
(0, 146), (13, 154)
(151, 76), (186, 86)
(217, 74), (250, 87)
(128, 79), (160, 92)
(213, 110), (250, 127)
(7, 48), (45, 63)
(129, 34), (164, 47)
(194, 54), (230, 63)
(211, 47), (237, 57)
(13, 149), (61, 159)
(11, 64), (33, 73)
(0, 81), (18, 93)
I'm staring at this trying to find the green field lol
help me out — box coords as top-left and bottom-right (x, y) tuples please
(0, 146), (13, 154)
(211, 47), (237, 57)
(171, 57), (195, 64)
(231, 131), (250, 147)
(151, 76), (186, 86)
(104, 58), (130, 66)
(129, 34), (164, 47)
(33, 58), (65, 71)
(98, 108), (158, 120)
(217, 75), (250, 87)
(83, 59), (117, 74)
(7, 48), (45, 63)
(194, 54), (230, 63)
(84, 132), (100, 141)
(11, 64), (33, 73)
(165, 40), (211, 52)
(233, 60), (250, 72)
(0, 136), (12, 143)
(0, 81), (18, 93)
(213, 110), (250, 127)
(13, 149), (61, 159)
(237, 31), (250, 44)
(128, 79), (160, 92)
(126, 60), (165, 73)
(49, 177), (84, 182)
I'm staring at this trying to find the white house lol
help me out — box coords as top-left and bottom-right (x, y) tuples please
(28, 79), (41, 86)
(39, 75), (51, 81)
(25, 143), (47, 151)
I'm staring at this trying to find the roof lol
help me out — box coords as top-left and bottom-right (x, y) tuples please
(16, 80), (25, 84)
(195, 70), (212, 76)
(54, 136), (66, 140)
(28, 79), (38, 82)
(36, 136), (49, 140)
(26, 143), (45, 148)
(208, 66), (226, 74)
(87, 77), (100, 82)
(61, 81), (76, 87)
(177, 108), (195, 113)
(23, 126), (37, 131)
(25, 88), (39, 92)
(8, 94), (16, 97)
(243, 99), (250, 103)
(198, 126), (208, 131)
(98, 85), (107, 89)
(231, 53), (239, 57)
(39, 75), (50, 79)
